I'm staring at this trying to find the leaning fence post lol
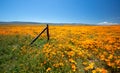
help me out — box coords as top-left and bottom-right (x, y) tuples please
(30, 24), (50, 45)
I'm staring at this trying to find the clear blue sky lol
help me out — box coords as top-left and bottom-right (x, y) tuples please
(0, 0), (120, 24)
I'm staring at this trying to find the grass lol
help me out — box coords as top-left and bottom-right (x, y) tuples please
(0, 25), (120, 73)
(0, 34), (47, 72)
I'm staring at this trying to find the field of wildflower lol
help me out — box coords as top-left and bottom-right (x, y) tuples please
(0, 24), (120, 73)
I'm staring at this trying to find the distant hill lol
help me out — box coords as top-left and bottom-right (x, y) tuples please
(0, 21), (91, 25)
(0, 21), (120, 26)
(1, 21), (119, 25)
(0, 21), (42, 25)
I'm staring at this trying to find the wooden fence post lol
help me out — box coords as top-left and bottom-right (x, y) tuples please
(30, 24), (50, 45)
(47, 24), (50, 41)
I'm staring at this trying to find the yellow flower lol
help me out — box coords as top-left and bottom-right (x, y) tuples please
(108, 54), (113, 59)
(68, 51), (75, 57)
(92, 70), (97, 73)
(84, 66), (89, 71)
(69, 58), (77, 64)
(82, 62), (87, 65)
(89, 62), (94, 69)
(71, 64), (76, 72)
(59, 62), (64, 66)
(101, 68), (107, 73)
(100, 55), (105, 60)
(46, 67), (51, 72)
(84, 62), (94, 70)
(53, 64), (59, 68)
(53, 62), (64, 68)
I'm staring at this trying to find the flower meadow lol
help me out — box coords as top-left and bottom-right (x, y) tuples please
(0, 25), (120, 73)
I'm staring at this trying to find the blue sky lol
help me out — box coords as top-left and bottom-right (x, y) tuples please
(0, 0), (120, 24)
